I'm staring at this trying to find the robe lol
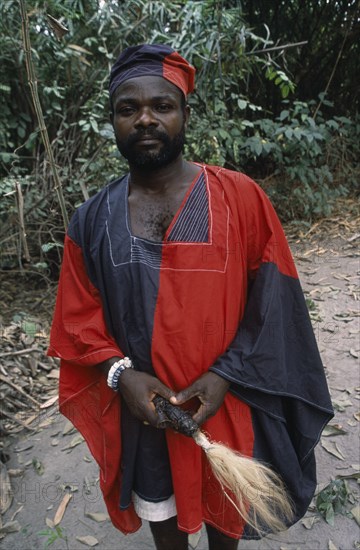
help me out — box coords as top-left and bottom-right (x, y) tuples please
(48, 164), (333, 539)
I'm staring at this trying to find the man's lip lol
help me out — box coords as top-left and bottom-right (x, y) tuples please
(135, 137), (161, 144)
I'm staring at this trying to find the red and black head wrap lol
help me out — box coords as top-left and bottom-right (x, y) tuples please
(109, 44), (195, 98)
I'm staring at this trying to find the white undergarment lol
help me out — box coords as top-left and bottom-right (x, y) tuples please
(132, 492), (177, 522)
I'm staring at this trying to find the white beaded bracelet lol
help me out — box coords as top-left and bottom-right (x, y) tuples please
(107, 357), (133, 390)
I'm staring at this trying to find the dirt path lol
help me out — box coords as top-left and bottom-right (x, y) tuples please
(1, 234), (359, 550)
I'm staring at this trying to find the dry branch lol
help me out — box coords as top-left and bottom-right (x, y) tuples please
(249, 40), (308, 55)
(0, 347), (39, 358)
(0, 408), (37, 432)
(0, 373), (41, 407)
(15, 181), (31, 263)
(18, 0), (68, 231)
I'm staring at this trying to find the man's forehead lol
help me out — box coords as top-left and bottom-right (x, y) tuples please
(113, 75), (182, 102)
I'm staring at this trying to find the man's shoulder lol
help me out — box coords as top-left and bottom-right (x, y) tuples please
(77, 174), (127, 214)
(68, 174), (127, 243)
(204, 164), (265, 200)
(70, 175), (127, 222)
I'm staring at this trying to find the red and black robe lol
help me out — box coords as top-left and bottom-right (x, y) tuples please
(48, 164), (333, 539)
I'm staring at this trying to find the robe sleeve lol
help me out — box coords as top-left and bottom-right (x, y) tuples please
(47, 231), (136, 534)
(210, 180), (334, 466)
(48, 234), (123, 365)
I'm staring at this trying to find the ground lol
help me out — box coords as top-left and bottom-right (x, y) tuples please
(0, 208), (359, 550)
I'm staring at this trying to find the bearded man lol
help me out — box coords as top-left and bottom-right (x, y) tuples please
(48, 44), (333, 550)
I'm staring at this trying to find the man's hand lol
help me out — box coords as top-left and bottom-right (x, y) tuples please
(169, 372), (230, 426)
(118, 369), (175, 427)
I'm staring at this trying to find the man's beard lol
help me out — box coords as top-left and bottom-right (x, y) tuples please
(115, 125), (186, 170)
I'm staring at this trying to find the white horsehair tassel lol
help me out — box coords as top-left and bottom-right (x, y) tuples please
(153, 395), (294, 535)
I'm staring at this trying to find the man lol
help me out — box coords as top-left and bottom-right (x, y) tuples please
(48, 44), (333, 549)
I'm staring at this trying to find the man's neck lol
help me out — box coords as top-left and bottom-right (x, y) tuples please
(128, 156), (196, 195)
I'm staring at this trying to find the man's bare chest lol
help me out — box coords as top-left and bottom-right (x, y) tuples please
(128, 194), (182, 242)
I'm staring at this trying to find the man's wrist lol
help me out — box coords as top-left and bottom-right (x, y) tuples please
(98, 357), (122, 375)
(208, 370), (231, 390)
(107, 357), (134, 391)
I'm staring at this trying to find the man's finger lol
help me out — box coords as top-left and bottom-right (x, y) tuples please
(155, 383), (176, 402)
(192, 403), (210, 426)
(144, 408), (161, 427)
(170, 385), (197, 405)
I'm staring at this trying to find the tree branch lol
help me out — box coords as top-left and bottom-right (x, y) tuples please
(18, 0), (69, 231)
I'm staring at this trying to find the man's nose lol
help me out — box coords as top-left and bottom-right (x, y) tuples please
(134, 107), (158, 128)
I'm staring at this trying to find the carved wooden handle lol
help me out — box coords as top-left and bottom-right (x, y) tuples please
(153, 395), (199, 437)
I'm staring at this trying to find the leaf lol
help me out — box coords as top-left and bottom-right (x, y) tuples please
(279, 110), (289, 121)
(90, 119), (99, 133)
(61, 434), (84, 451)
(38, 418), (54, 428)
(85, 512), (109, 523)
(321, 439), (345, 460)
(47, 369), (60, 379)
(332, 398), (352, 411)
(46, 14), (69, 40)
(62, 420), (77, 435)
(237, 99), (247, 110)
(59, 483), (78, 493)
(14, 444), (33, 452)
(348, 419), (357, 427)
(45, 518), (54, 528)
(0, 520), (21, 534)
(354, 412), (360, 421)
(301, 515), (320, 529)
(0, 462), (12, 514)
(325, 504), (335, 525)
(254, 141), (262, 156)
(328, 541), (338, 550)
(351, 505), (360, 525)
(32, 457), (45, 475)
(8, 469), (24, 477)
(322, 424), (347, 437)
(76, 535), (99, 547)
(350, 349), (359, 358)
(336, 472), (360, 481)
(83, 477), (91, 495)
(333, 313), (354, 322)
(68, 44), (92, 55)
(41, 242), (64, 254)
(40, 395), (58, 409)
(53, 493), (72, 526)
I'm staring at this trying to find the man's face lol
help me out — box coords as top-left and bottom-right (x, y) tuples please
(111, 76), (189, 170)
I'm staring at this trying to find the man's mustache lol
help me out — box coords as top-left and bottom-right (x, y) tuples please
(127, 130), (168, 145)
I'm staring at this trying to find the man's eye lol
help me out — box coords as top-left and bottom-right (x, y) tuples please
(118, 107), (135, 116)
(156, 104), (172, 112)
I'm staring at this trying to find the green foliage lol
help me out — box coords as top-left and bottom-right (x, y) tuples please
(242, 0), (360, 115)
(316, 479), (356, 526)
(0, 0), (359, 271)
(38, 525), (68, 548)
(265, 66), (295, 99)
(187, 97), (359, 221)
(1, 0), (292, 179)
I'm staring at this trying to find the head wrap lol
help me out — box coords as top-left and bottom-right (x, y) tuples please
(109, 44), (195, 98)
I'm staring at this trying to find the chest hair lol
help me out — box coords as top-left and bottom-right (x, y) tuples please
(129, 193), (182, 241)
